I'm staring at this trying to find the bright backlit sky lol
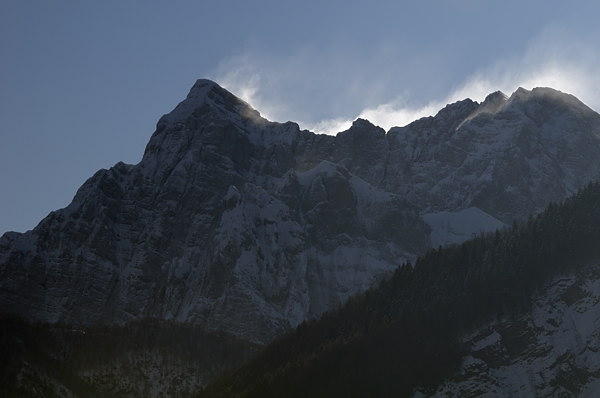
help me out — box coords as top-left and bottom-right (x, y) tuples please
(2, 0), (600, 233)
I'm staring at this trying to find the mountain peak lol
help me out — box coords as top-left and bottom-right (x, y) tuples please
(337, 118), (385, 140)
(477, 90), (508, 114)
(351, 118), (379, 129)
(482, 90), (507, 105)
(158, 79), (263, 127)
(187, 78), (222, 99)
(503, 86), (596, 119)
(508, 86), (571, 102)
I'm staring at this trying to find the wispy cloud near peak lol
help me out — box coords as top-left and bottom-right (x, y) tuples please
(214, 27), (600, 136)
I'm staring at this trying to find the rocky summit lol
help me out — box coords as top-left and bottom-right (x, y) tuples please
(2, 80), (600, 347)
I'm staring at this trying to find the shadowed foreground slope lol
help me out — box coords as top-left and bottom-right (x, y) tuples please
(0, 317), (260, 398)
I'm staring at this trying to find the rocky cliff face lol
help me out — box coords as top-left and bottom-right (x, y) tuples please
(387, 88), (600, 223)
(2, 80), (600, 344)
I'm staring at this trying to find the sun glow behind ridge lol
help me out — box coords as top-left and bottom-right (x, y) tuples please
(217, 28), (600, 136)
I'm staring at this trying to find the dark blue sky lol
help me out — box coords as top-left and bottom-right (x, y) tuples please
(2, 0), (600, 233)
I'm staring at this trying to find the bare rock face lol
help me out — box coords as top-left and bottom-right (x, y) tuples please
(2, 81), (600, 345)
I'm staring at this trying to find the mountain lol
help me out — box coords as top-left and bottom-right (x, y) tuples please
(2, 81), (600, 348)
(0, 80), (428, 345)
(198, 182), (600, 397)
(3, 80), (600, 395)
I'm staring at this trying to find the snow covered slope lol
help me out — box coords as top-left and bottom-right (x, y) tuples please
(2, 80), (600, 345)
(423, 207), (506, 247)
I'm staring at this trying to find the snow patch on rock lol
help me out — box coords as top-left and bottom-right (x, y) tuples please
(422, 207), (506, 247)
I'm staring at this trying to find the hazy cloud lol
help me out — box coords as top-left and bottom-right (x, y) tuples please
(215, 27), (600, 135)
